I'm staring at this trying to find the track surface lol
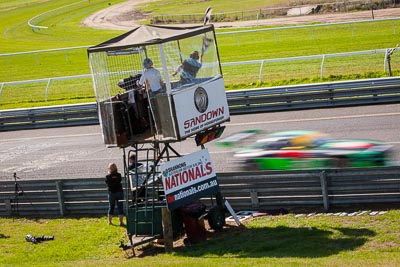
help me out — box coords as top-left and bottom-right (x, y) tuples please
(2, 5), (400, 181)
(1, 104), (399, 180)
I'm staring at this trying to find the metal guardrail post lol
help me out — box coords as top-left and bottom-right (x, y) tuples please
(56, 180), (66, 217)
(384, 45), (398, 76)
(384, 49), (388, 73)
(250, 190), (259, 208)
(45, 78), (52, 102)
(235, 33), (240, 47)
(259, 61), (264, 82)
(4, 199), (12, 216)
(320, 54), (326, 78)
(349, 23), (355, 37)
(319, 171), (329, 211)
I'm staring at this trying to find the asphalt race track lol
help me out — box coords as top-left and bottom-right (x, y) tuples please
(0, 103), (399, 181)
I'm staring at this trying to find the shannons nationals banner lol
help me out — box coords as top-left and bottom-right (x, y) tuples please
(161, 149), (220, 211)
(172, 77), (230, 139)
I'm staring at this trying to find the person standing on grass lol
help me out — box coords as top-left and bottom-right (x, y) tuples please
(105, 163), (125, 226)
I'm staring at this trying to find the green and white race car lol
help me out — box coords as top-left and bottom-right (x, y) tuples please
(219, 130), (392, 171)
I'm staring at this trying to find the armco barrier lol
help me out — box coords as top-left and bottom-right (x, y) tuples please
(1, 167), (399, 217)
(1, 77), (400, 131)
(226, 77), (400, 114)
(0, 103), (98, 131)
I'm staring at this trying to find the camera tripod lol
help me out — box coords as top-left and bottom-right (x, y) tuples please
(12, 172), (24, 217)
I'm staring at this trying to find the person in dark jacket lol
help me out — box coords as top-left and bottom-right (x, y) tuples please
(105, 163), (124, 226)
(172, 50), (203, 84)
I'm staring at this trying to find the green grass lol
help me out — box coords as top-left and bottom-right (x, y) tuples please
(0, 0), (126, 51)
(0, 0), (399, 109)
(1, 210), (399, 266)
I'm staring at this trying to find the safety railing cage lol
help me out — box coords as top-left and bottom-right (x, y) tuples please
(88, 24), (230, 147)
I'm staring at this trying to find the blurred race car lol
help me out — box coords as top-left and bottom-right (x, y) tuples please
(219, 130), (392, 170)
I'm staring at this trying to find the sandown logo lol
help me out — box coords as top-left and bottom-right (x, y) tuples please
(194, 87), (208, 113)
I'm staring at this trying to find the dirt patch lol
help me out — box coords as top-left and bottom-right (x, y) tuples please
(118, 10), (150, 21)
(81, 0), (156, 30)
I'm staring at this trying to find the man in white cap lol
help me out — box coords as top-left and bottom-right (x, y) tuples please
(137, 58), (164, 136)
(137, 58), (163, 95)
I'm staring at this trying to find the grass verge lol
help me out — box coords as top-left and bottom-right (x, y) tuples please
(1, 209), (399, 266)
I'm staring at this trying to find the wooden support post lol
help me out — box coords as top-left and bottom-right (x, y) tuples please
(319, 171), (329, 211)
(56, 181), (66, 217)
(161, 207), (173, 253)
